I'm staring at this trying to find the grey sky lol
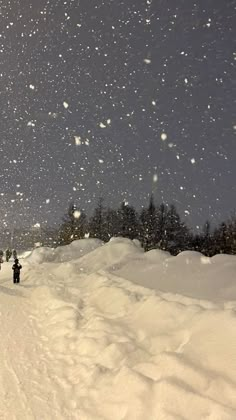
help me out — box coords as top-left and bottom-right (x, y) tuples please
(0, 0), (235, 230)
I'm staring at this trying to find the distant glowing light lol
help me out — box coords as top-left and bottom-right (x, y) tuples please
(144, 58), (151, 64)
(191, 158), (196, 164)
(63, 101), (69, 109)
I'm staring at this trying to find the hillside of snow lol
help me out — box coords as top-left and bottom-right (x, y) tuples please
(0, 238), (236, 419)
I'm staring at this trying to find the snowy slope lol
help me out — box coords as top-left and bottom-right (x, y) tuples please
(0, 238), (236, 419)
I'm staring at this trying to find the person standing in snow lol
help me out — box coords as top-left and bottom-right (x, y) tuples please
(6, 248), (12, 262)
(12, 259), (22, 284)
(12, 249), (17, 260)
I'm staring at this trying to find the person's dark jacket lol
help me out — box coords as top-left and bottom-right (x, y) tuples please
(12, 260), (22, 274)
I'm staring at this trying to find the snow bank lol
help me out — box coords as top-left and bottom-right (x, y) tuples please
(115, 247), (236, 301)
(72, 236), (144, 274)
(27, 272), (236, 419)
(25, 238), (103, 264)
(19, 238), (236, 419)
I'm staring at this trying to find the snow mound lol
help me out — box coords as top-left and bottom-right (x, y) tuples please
(27, 266), (236, 419)
(25, 238), (103, 264)
(71, 237), (144, 274)
(114, 246), (236, 301)
(1, 237), (236, 419)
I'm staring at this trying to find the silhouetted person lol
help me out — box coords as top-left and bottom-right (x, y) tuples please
(12, 259), (22, 284)
(6, 248), (12, 262)
(13, 249), (17, 260)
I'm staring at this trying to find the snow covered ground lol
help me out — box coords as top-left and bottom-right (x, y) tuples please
(0, 238), (236, 419)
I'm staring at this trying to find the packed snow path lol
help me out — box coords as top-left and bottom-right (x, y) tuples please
(0, 239), (236, 419)
(0, 267), (64, 419)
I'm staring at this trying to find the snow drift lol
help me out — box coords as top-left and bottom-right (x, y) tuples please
(0, 238), (235, 419)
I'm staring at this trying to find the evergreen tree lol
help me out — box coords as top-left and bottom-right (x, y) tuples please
(89, 198), (107, 241)
(162, 204), (190, 254)
(55, 198), (236, 257)
(201, 220), (212, 255)
(103, 208), (121, 240)
(140, 194), (159, 250)
(190, 232), (203, 253)
(58, 203), (87, 245)
(212, 221), (231, 255)
(227, 216), (236, 254)
(118, 202), (139, 240)
(73, 211), (88, 240)
(156, 203), (168, 250)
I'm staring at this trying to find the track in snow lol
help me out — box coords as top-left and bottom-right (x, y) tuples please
(0, 266), (65, 420)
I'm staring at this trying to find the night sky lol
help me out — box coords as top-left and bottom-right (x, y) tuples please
(0, 0), (235, 231)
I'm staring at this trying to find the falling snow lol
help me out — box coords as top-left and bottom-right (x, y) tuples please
(0, 0), (234, 231)
(161, 133), (168, 141)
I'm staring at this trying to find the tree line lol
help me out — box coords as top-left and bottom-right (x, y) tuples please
(56, 196), (236, 256)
